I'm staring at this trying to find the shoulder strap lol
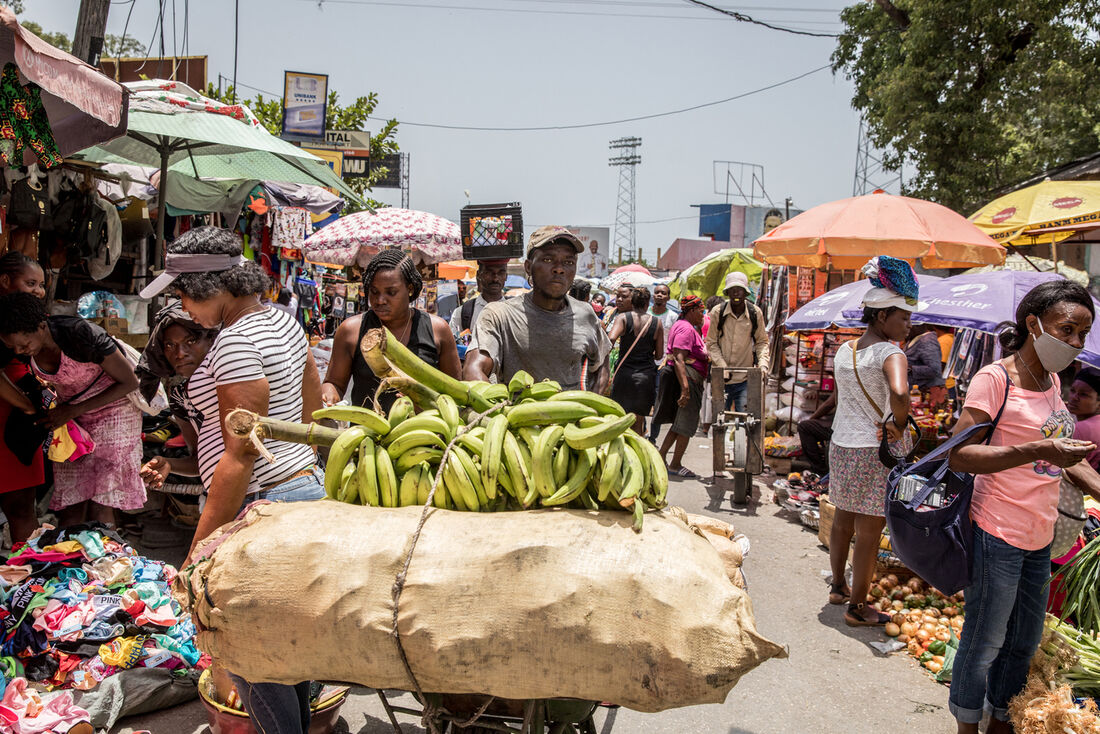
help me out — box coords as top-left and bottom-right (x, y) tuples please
(851, 342), (885, 418)
(610, 314), (652, 383)
(460, 299), (477, 332)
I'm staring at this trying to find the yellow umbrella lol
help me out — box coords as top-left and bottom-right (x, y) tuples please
(969, 180), (1100, 245)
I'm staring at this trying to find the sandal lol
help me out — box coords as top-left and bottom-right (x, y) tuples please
(827, 584), (850, 605)
(674, 467), (698, 478)
(844, 602), (889, 627)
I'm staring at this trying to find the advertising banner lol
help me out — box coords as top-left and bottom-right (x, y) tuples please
(282, 71), (328, 139)
(566, 226), (611, 279)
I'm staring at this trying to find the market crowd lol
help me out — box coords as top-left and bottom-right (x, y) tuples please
(4, 223), (1100, 733)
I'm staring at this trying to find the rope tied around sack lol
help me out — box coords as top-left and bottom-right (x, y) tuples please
(389, 400), (508, 734)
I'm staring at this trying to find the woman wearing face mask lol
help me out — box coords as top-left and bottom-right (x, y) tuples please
(827, 256), (915, 626)
(0, 253), (47, 542)
(947, 280), (1096, 734)
(322, 249), (460, 410)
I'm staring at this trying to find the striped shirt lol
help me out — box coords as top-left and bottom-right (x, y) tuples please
(187, 307), (315, 494)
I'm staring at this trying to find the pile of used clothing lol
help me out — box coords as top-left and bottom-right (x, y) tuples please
(0, 523), (202, 695)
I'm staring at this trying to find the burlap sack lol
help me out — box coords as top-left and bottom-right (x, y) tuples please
(175, 501), (785, 712)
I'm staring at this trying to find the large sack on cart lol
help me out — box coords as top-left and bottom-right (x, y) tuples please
(175, 501), (785, 713)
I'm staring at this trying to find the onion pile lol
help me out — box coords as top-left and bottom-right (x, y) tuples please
(873, 571), (965, 678)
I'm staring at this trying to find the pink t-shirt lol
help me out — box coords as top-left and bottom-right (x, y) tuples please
(667, 320), (708, 377)
(1072, 413), (1100, 471)
(966, 362), (1075, 551)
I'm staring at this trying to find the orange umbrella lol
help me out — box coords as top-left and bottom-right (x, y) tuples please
(437, 260), (478, 279)
(753, 191), (1006, 270)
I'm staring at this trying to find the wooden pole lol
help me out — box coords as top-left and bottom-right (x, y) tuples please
(73, 0), (110, 66)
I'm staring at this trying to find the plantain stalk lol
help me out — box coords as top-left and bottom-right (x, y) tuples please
(225, 408), (343, 447)
(376, 375), (441, 412)
(361, 327), (492, 409)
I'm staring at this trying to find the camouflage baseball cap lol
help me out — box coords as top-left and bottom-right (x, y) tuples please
(526, 225), (584, 257)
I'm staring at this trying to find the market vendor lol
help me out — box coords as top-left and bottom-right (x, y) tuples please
(135, 304), (219, 487)
(322, 249), (461, 410)
(139, 225), (324, 734)
(463, 225), (611, 391)
(1066, 366), (1100, 471)
(450, 258), (509, 340)
(904, 324), (947, 404)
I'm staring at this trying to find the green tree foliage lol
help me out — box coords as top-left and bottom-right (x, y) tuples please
(19, 20), (72, 52)
(103, 34), (147, 58)
(207, 85), (399, 213)
(832, 0), (1100, 212)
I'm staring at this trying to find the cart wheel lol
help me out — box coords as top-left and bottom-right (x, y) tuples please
(732, 472), (750, 505)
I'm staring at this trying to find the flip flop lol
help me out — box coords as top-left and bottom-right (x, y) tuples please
(844, 603), (890, 627)
(674, 467), (698, 478)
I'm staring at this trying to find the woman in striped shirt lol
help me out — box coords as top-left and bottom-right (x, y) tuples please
(139, 225), (323, 734)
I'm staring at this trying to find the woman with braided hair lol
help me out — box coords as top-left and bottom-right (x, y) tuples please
(323, 249), (461, 410)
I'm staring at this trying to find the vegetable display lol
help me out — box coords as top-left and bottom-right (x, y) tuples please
(1051, 533), (1100, 635)
(226, 327), (669, 531)
(874, 571), (965, 680)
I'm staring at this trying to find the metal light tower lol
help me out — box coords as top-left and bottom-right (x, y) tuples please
(853, 117), (902, 196)
(609, 137), (642, 262)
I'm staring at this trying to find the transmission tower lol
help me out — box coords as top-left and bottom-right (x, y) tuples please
(609, 137), (642, 262)
(853, 118), (902, 196)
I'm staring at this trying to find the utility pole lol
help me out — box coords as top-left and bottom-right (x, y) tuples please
(609, 136), (642, 262)
(73, 0), (110, 66)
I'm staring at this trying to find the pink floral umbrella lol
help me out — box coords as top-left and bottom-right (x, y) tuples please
(612, 263), (653, 276)
(303, 208), (462, 267)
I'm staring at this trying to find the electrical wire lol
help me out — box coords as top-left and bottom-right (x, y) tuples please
(681, 0), (838, 36)
(306, 0), (843, 25)
(133, 0), (166, 73)
(504, 0), (840, 11)
(114, 0), (138, 59)
(364, 64), (830, 131)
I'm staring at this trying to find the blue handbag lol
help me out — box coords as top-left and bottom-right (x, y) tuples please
(880, 365), (1010, 594)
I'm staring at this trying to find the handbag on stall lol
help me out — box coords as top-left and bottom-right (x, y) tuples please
(9, 177), (51, 231)
(879, 364), (1010, 594)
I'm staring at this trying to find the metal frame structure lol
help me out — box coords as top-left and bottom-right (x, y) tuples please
(609, 137), (641, 261)
(713, 161), (773, 207)
(852, 117), (902, 196)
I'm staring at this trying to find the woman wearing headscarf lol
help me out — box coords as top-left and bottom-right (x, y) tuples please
(135, 305), (219, 487)
(828, 256), (916, 626)
(322, 249), (460, 410)
(652, 295), (709, 477)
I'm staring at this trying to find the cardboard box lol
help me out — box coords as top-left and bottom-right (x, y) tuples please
(91, 317), (129, 335)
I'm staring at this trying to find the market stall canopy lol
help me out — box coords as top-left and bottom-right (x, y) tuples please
(969, 179), (1100, 245)
(964, 252), (1088, 287)
(0, 8), (127, 160)
(601, 270), (659, 291)
(668, 248), (764, 302)
(658, 238), (729, 271)
(753, 191), (1006, 270)
(611, 263), (653, 276)
(786, 274), (941, 331)
(76, 81), (358, 200)
(303, 207), (462, 267)
(842, 270), (1100, 367)
(437, 260), (478, 280)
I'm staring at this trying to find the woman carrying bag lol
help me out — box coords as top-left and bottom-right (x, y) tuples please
(827, 256), (916, 626)
(607, 287), (664, 436)
(947, 280), (1097, 734)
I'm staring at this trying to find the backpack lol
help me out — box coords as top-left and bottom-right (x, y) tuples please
(460, 298), (477, 333)
(717, 302), (760, 366)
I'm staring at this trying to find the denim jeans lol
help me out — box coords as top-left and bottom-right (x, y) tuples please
(724, 381), (748, 412)
(231, 466), (324, 733)
(948, 525), (1051, 724)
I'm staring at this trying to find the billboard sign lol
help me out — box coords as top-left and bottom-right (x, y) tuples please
(566, 226), (611, 279)
(369, 154), (402, 188)
(282, 71), (328, 139)
(324, 129), (371, 149)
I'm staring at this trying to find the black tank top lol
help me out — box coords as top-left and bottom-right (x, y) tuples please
(618, 312), (659, 372)
(350, 309), (439, 409)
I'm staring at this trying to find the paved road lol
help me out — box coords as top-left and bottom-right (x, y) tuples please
(118, 439), (956, 733)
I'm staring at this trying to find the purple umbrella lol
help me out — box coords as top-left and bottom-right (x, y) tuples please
(842, 270), (1100, 366)
(787, 275), (940, 331)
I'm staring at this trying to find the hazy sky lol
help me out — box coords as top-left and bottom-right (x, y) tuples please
(28, 0), (859, 262)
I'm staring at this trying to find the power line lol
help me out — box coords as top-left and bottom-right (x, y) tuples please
(504, 0), (841, 11)
(681, 0), (837, 36)
(364, 64), (830, 131)
(307, 0), (842, 25)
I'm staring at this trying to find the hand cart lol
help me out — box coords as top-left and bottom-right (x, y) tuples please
(710, 366), (766, 504)
(375, 690), (607, 734)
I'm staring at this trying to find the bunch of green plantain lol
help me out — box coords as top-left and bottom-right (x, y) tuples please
(314, 370), (668, 531)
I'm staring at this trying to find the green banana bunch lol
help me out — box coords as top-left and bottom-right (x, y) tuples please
(316, 353), (673, 530)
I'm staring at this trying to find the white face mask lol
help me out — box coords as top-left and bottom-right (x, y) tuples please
(1032, 318), (1083, 374)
